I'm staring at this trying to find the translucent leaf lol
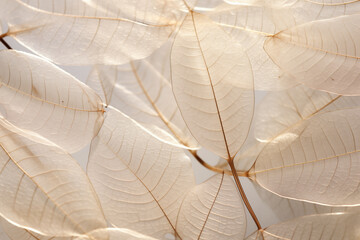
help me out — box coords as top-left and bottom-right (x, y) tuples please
(254, 85), (360, 142)
(251, 107), (360, 206)
(253, 182), (360, 223)
(76, 228), (157, 240)
(1, 218), (69, 240)
(0, 118), (106, 237)
(171, 12), (254, 159)
(87, 49), (198, 148)
(0, 50), (104, 153)
(208, 2), (297, 91)
(87, 108), (195, 239)
(247, 213), (360, 240)
(264, 14), (360, 95)
(176, 174), (246, 240)
(287, 0), (360, 23)
(0, 0), (175, 65)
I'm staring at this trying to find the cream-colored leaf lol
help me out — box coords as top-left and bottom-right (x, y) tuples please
(87, 48), (198, 148)
(264, 14), (360, 95)
(0, 50), (104, 153)
(1, 217), (69, 240)
(208, 2), (297, 91)
(253, 182), (360, 223)
(0, 0), (175, 65)
(87, 108), (195, 239)
(251, 107), (360, 206)
(171, 12), (254, 159)
(0, 118), (106, 237)
(254, 85), (360, 143)
(247, 213), (360, 240)
(176, 174), (246, 240)
(76, 228), (157, 240)
(287, 0), (360, 24)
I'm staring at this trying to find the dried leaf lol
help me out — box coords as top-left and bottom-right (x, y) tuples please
(247, 213), (360, 240)
(253, 182), (360, 222)
(176, 174), (246, 240)
(0, 118), (106, 237)
(254, 85), (360, 142)
(76, 228), (157, 240)
(0, 0), (175, 65)
(87, 47), (198, 148)
(0, 50), (104, 153)
(208, 2), (297, 91)
(87, 108), (195, 239)
(251, 107), (360, 206)
(264, 14), (360, 95)
(171, 12), (254, 159)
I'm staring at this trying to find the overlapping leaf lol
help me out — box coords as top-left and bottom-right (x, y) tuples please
(0, 0), (175, 65)
(0, 118), (106, 237)
(171, 12), (254, 159)
(176, 174), (246, 240)
(87, 47), (197, 148)
(76, 228), (157, 240)
(247, 213), (360, 240)
(207, 2), (297, 91)
(87, 108), (195, 239)
(264, 14), (360, 95)
(253, 182), (360, 222)
(0, 50), (104, 153)
(254, 85), (360, 142)
(251, 105), (360, 206)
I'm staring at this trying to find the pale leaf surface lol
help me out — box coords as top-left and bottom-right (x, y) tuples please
(0, 0), (175, 65)
(287, 0), (360, 24)
(87, 51), (198, 148)
(251, 107), (360, 206)
(208, 2), (297, 91)
(253, 182), (360, 222)
(247, 213), (360, 240)
(0, 50), (104, 153)
(87, 108), (195, 238)
(176, 174), (246, 240)
(264, 14), (360, 95)
(0, 118), (106, 237)
(255, 85), (360, 142)
(76, 228), (157, 240)
(1, 218), (70, 240)
(171, 12), (254, 159)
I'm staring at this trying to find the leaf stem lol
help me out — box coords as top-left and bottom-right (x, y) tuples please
(228, 159), (262, 230)
(190, 150), (247, 177)
(0, 38), (12, 49)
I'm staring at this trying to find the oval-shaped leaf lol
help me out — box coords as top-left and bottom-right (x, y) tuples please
(76, 228), (157, 240)
(0, 50), (104, 153)
(0, 0), (175, 65)
(171, 12), (254, 160)
(87, 108), (195, 239)
(247, 213), (360, 240)
(251, 107), (360, 206)
(87, 51), (197, 148)
(176, 174), (246, 240)
(264, 14), (360, 95)
(0, 118), (106, 237)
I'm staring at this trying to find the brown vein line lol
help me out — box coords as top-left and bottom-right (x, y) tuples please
(0, 143), (89, 236)
(276, 31), (360, 60)
(15, 0), (174, 28)
(250, 149), (360, 175)
(0, 82), (104, 113)
(98, 137), (182, 240)
(191, 12), (232, 161)
(216, 22), (274, 37)
(198, 173), (224, 239)
(262, 230), (291, 240)
(251, 95), (341, 169)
